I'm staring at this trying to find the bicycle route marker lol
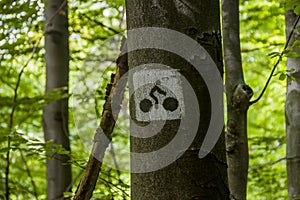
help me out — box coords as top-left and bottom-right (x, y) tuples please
(132, 67), (185, 122)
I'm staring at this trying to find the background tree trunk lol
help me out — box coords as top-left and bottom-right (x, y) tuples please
(222, 0), (253, 199)
(43, 0), (72, 199)
(126, 0), (229, 199)
(285, 10), (300, 200)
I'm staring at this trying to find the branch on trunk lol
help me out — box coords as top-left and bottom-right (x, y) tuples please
(222, 0), (253, 199)
(231, 84), (253, 111)
(73, 39), (128, 200)
(226, 84), (253, 155)
(250, 15), (300, 105)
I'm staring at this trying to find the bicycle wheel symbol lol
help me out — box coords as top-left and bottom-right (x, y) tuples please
(139, 85), (179, 113)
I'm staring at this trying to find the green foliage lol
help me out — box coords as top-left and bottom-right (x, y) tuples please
(0, 0), (46, 199)
(286, 0), (300, 11)
(68, 0), (129, 198)
(294, 4), (300, 14)
(106, 0), (125, 6)
(240, 0), (288, 199)
(44, 86), (69, 103)
(0, 0), (128, 199)
(0, 0), (294, 199)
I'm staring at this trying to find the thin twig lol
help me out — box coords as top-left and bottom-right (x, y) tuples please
(241, 43), (284, 53)
(119, 6), (125, 29)
(4, 2), (66, 195)
(80, 13), (120, 34)
(0, 76), (14, 90)
(66, 170), (84, 194)
(250, 15), (300, 105)
(20, 151), (39, 200)
(109, 144), (121, 179)
(5, 37), (42, 200)
(99, 177), (130, 197)
(250, 157), (286, 171)
(102, 173), (115, 198)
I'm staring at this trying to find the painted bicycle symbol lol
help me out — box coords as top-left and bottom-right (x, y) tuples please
(139, 85), (179, 113)
(132, 67), (184, 122)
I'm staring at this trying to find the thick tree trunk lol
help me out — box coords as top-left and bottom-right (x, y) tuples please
(222, 0), (253, 199)
(126, 0), (229, 199)
(43, 1), (71, 199)
(285, 10), (300, 200)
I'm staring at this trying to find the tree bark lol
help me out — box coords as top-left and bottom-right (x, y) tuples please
(43, 1), (71, 199)
(222, 0), (253, 199)
(126, 0), (229, 199)
(285, 10), (300, 200)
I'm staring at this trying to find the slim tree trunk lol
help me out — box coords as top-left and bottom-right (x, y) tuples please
(222, 0), (253, 199)
(126, 0), (229, 199)
(285, 10), (300, 200)
(43, 1), (71, 199)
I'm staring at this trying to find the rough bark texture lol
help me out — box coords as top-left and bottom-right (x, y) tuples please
(73, 44), (128, 200)
(286, 10), (300, 200)
(222, 0), (253, 199)
(43, 1), (71, 199)
(127, 0), (229, 199)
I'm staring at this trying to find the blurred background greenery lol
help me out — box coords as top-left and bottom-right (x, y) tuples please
(0, 0), (290, 199)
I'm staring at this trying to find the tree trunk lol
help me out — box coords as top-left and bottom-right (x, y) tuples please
(43, 1), (71, 199)
(285, 10), (300, 200)
(222, 0), (253, 199)
(126, 0), (229, 199)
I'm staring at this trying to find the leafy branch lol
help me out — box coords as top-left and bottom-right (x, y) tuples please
(4, 1), (69, 196)
(74, 38), (128, 200)
(20, 151), (38, 200)
(5, 37), (42, 200)
(250, 15), (300, 105)
(80, 13), (120, 34)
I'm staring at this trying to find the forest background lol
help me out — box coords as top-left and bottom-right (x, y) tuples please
(0, 0), (293, 199)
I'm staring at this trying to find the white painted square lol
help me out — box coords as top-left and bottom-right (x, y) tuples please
(132, 68), (184, 121)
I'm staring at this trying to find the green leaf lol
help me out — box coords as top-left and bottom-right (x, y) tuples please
(287, 74), (296, 81)
(286, 68), (296, 72)
(63, 192), (73, 198)
(295, 4), (300, 14)
(268, 51), (280, 58)
(106, 0), (125, 6)
(279, 73), (286, 81)
(0, 147), (10, 152)
(286, 0), (300, 11)
(285, 51), (300, 58)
